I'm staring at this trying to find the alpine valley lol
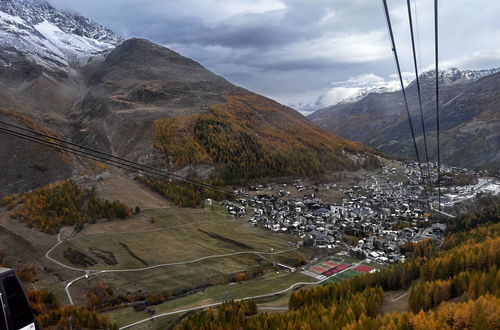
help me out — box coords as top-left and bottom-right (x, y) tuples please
(0, 0), (379, 197)
(0, 1), (499, 330)
(309, 67), (500, 170)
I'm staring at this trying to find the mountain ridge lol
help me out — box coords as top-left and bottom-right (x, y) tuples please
(309, 69), (500, 170)
(334, 67), (500, 107)
(0, 4), (380, 196)
(0, 0), (122, 70)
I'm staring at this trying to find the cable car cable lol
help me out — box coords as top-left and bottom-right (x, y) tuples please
(406, 0), (436, 216)
(0, 121), (236, 197)
(434, 0), (442, 212)
(0, 126), (235, 199)
(381, 0), (431, 210)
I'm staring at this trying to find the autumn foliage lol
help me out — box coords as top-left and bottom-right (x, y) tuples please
(345, 295), (500, 330)
(16, 263), (37, 282)
(174, 300), (259, 330)
(137, 176), (206, 207)
(154, 93), (376, 184)
(27, 289), (117, 329)
(175, 205), (500, 329)
(2, 180), (130, 234)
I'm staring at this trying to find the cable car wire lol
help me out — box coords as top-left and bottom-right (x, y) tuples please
(0, 120), (236, 198)
(434, 0), (442, 212)
(0, 125), (238, 200)
(381, 0), (431, 209)
(406, 0), (437, 217)
(406, 0), (431, 182)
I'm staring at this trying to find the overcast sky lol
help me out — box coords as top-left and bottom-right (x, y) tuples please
(49, 0), (500, 113)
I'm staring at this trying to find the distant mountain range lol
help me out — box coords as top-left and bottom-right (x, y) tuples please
(337, 67), (500, 106)
(309, 67), (500, 170)
(0, 0), (378, 196)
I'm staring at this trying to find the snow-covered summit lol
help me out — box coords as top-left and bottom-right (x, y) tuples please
(339, 80), (403, 105)
(338, 67), (500, 105)
(411, 67), (500, 88)
(0, 0), (122, 69)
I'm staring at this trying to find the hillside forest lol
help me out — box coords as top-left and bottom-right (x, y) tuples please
(174, 203), (500, 329)
(0, 180), (130, 234)
(154, 93), (380, 185)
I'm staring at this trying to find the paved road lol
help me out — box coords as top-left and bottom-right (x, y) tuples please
(119, 263), (358, 329)
(44, 212), (356, 328)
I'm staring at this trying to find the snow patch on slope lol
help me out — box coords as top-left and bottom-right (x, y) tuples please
(327, 67), (500, 108)
(339, 79), (404, 104)
(0, 0), (122, 70)
(314, 73), (411, 108)
(0, 9), (22, 23)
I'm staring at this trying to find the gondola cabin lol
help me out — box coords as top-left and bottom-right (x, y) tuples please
(0, 268), (35, 330)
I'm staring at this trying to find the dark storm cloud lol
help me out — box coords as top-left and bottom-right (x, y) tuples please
(47, 0), (500, 111)
(203, 18), (301, 49)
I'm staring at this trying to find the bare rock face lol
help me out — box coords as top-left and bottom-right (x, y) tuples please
(309, 70), (500, 170)
(72, 38), (242, 161)
(0, 1), (377, 196)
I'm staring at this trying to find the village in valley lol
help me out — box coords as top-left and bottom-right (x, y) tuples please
(224, 160), (500, 270)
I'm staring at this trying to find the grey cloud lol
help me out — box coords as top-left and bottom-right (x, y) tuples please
(46, 0), (500, 111)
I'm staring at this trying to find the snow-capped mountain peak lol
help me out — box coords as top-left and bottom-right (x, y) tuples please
(411, 67), (500, 88)
(339, 80), (404, 104)
(0, 0), (122, 69)
(338, 67), (500, 106)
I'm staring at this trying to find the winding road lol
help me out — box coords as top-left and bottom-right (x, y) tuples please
(43, 216), (354, 329)
(45, 229), (300, 305)
(118, 264), (357, 329)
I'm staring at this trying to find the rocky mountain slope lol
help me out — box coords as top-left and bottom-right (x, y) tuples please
(309, 68), (500, 170)
(0, 0), (121, 68)
(0, 0), (377, 196)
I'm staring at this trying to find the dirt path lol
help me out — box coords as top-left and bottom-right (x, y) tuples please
(382, 290), (410, 314)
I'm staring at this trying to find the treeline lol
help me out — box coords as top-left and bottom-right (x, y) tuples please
(441, 171), (478, 187)
(86, 280), (172, 309)
(345, 295), (499, 330)
(1, 180), (130, 234)
(409, 267), (500, 312)
(174, 287), (384, 330)
(174, 205), (500, 329)
(251, 288), (384, 329)
(442, 222), (500, 250)
(136, 176), (226, 207)
(154, 93), (376, 184)
(84, 268), (261, 310)
(444, 202), (500, 234)
(400, 238), (438, 258)
(173, 300), (258, 330)
(27, 289), (117, 329)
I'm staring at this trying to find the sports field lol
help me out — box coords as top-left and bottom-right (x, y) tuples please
(322, 269), (363, 284)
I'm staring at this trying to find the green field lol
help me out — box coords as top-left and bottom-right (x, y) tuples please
(105, 271), (311, 328)
(50, 206), (302, 270)
(44, 205), (377, 328)
(43, 204), (316, 328)
(79, 254), (268, 294)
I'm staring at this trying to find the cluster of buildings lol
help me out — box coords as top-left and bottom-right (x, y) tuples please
(223, 161), (457, 264)
(220, 161), (498, 264)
